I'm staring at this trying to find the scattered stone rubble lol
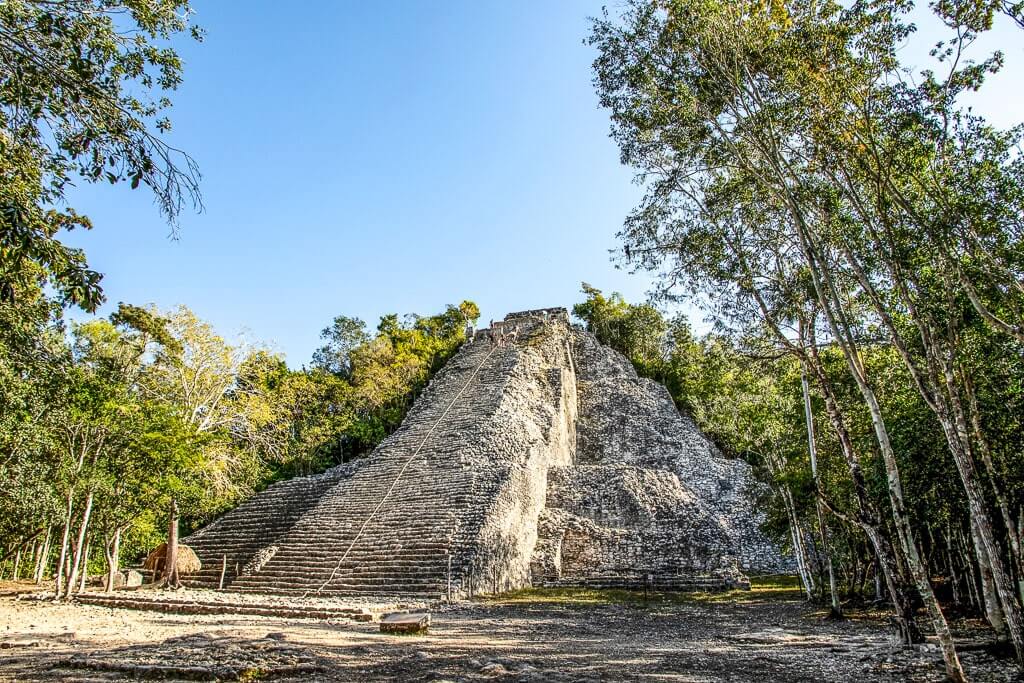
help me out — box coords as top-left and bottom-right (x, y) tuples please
(57, 633), (327, 681)
(182, 308), (789, 598)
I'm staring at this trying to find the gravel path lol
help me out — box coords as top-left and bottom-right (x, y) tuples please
(0, 592), (1016, 681)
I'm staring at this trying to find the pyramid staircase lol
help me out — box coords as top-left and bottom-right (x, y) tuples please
(178, 308), (788, 603)
(183, 318), (560, 599)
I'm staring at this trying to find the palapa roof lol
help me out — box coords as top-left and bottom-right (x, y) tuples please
(143, 542), (202, 574)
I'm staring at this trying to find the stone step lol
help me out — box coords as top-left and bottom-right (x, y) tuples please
(182, 319), (580, 599)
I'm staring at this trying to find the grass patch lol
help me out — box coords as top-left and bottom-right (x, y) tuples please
(237, 667), (267, 682)
(480, 575), (804, 607)
(693, 575), (804, 604)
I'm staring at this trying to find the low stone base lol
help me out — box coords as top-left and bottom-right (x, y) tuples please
(75, 592), (378, 621)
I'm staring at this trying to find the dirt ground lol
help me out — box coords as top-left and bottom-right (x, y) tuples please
(0, 584), (1019, 682)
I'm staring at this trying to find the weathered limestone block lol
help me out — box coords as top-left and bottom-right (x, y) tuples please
(538, 464), (742, 582)
(566, 329), (792, 576)
(380, 612), (430, 634)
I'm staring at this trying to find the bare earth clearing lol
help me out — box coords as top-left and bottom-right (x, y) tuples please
(0, 582), (1017, 682)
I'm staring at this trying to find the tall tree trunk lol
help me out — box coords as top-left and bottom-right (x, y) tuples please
(802, 361), (842, 618)
(34, 526), (51, 584)
(805, 327), (921, 642)
(77, 535), (91, 594)
(959, 528), (982, 611)
(837, 235), (1024, 663)
(26, 541), (39, 582)
(972, 515), (1008, 638)
(65, 490), (94, 599)
(105, 527), (122, 593)
(798, 228), (965, 682)
(54, 492), (75, 600)
(964, 376), (1023, 589)
(784, 486), (815, 601)
(936, 349), (1023, 656)
(165, 498), (180, 588)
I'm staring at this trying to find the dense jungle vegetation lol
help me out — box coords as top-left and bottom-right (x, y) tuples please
(3, 0), (1024, 680)
(0, 292), (479, 595)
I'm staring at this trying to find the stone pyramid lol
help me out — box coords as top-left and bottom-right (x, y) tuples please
(183, 309), (788, 598)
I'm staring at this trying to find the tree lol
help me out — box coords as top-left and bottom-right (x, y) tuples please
(234, 351), (354, 477)
(49, 305), (176, 598)
(312, 316), (369, 379)
(0, 281), (67, 569)
(573, 284), (667, 378)
(0, 0), (202, 311)
(585, 1), (1024, 675)
(0, 297), (484, 589)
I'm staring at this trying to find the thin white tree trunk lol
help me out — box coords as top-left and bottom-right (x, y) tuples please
(54, 492), (75, 600)
(802, 362), (841, 617)
(105, 528), (122, 593)
(77, 536), (91, 594)
(65, 490), (94, 598)
(34, 527), (51, 584)
(787, 491), (815, 600)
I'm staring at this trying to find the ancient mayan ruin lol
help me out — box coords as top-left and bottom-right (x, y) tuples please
(183, 308), (789, 599)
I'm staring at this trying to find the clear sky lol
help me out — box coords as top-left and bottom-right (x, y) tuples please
(61, 2), (1023, 367)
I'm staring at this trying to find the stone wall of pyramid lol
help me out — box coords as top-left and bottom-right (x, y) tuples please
(183, 308), (789, 599)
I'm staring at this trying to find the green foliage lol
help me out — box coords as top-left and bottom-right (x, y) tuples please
(319, 300), (480, 459)
(312, 316), (369, 378)
(0, 295), (482, 575)
(0, 0), (202, 311)
(573, 284), (666, 378)
(588, 5), (1024, 660)
(571, 286), (1012, 609)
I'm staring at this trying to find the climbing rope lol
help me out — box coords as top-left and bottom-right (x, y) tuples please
(309, 342), (499, 595)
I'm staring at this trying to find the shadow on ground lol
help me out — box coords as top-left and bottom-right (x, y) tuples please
(0, 587), (1017, 682)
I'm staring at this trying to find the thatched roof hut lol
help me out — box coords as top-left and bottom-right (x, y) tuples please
(143, 543), (201, 575)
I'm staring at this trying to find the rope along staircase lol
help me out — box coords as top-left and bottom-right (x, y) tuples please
(306, 344), (498, 597)
(185, 333), (516, 598)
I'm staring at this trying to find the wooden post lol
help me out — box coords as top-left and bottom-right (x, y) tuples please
(219, 555), (227, 590)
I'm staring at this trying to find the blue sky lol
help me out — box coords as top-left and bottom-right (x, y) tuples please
(62, 2), (1023, 366)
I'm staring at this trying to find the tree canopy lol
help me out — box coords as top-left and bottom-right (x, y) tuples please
(0, 0), (202, 311)
(589, 0), (1024, 676)
(0, 295), (479, 595)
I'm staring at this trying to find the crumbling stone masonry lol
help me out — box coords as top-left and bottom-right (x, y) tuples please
(183, 309), (789, 598)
